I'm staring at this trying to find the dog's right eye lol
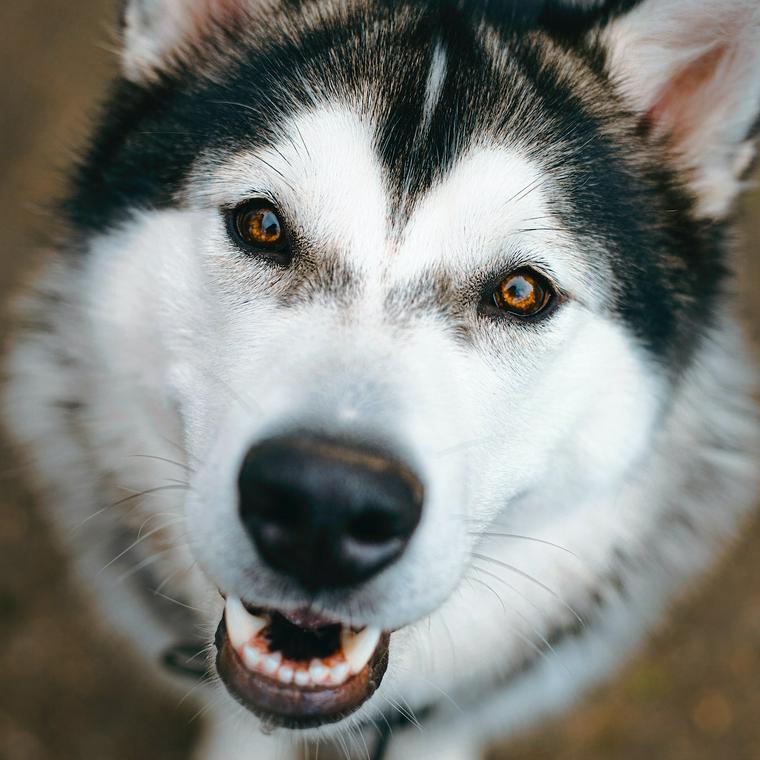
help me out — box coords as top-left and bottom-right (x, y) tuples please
(228, 200), (291, 263)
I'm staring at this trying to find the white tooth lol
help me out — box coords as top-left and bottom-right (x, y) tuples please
(243, 645), (262, 670)
(309, 659), (329, 683)
(278, 666), (294, 684)
(263, 652), (282, 674)
(225, 596), (267, 649)
(341, 626), (382, 674)
(294, 670), (311, 687)
(329, 662), (350, 684)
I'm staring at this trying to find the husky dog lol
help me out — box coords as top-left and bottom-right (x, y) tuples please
(4, 0), (760, 757)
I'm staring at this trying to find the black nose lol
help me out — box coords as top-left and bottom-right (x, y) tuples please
(238, 436), (423, 590)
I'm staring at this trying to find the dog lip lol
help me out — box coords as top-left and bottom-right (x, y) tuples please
(240, 600), (340, 631)
(277, 606), (341, 630)
(215, 617), (390, 728)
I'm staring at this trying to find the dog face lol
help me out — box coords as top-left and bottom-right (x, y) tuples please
(70, 0), (760, 731)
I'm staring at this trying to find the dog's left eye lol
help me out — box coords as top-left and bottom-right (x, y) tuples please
(488, 268), (557, 319)
(228, 200), (290, 262)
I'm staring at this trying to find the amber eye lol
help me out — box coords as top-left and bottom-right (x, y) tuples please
(230, 200), (290, 259)
(492, 268), (555, 318)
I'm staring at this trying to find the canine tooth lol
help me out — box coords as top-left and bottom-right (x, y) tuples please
(225, 596), (267, 649)
(294, 670), (311, 687)
(309, 660), (328, 683)
(243, 645), (262, 669)
(341, 626), (382, 674)
(278, 666), (294, 684)
(263, 652), (282, 674)
(329, 662), (350, 684)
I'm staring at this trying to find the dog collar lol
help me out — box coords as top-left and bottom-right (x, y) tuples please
(161, 641), (209, 680)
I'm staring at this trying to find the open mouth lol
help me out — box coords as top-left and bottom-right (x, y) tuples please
(215, 596), (390, 728)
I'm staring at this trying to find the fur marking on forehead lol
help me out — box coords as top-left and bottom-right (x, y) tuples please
(198, 106), (589, 289)
(421, 41), (448, 133)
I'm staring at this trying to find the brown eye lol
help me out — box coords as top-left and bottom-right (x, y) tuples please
(492, 268), (555, 318)
(230, 200), (290, 259)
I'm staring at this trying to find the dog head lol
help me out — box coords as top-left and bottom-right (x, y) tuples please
(74, 0), (760, 732)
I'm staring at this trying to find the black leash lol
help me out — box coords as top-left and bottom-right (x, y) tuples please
(370, 719), (395, 760)
(370, 703), (436, 760)
(368, 708), (429, 760)
(162, 642), (209, 680)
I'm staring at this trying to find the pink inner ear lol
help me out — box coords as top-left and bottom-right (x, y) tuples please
(190, 0), (247, 35)
(645, 44), (727, 147)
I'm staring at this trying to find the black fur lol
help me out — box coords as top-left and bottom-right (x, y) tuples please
(64, 0), (727, 365)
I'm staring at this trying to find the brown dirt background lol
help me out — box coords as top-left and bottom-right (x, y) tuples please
(1, 2), (759, 759)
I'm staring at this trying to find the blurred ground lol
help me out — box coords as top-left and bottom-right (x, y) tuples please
(1, 2), (760, 759)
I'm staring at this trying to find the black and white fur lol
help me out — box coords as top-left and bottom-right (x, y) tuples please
(4, 0), (760, 757)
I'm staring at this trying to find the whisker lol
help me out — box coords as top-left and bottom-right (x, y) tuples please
(153, 590), (204, 613)
(468, 561), (549, 621)
(470, 530), (580, 560)
(115, 548), (172, 584)
(154, 559), (198, 595)
(414, 674), (463, 714)
(270, 144), (294, 169)
(209, 98), (257, 114)
(382, 696), (422, 731)
(472, 552), (584, 625)
(465, 574), (557, 670)
(335, 730), (351, 760)
(513, 226), (566, 234)
(249, 154), (297, 193)
(112, 483), (190, 510)
(397, 694), (423, 731)
(129, 453), (195, 473)
(161, 435), (201, 465)
(186, 693), (217, 725)
(100, 520), (182, 573)
(178, 669), (216, 709)
(293, 122), (312, 161)
(504, 175), (550, 207)
(73, 483), (190, 531)
(466, 574), (507, 614)
(348, 717), (371, 760)
(135, 511), (184, 538)
(469, 565), (565, 664)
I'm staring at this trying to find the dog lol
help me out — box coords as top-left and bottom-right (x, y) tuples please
(4, 0), (760, 757)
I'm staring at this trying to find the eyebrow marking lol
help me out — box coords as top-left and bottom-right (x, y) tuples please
(421, 40), (447, 132)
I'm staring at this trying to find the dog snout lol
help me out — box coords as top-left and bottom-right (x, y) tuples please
(238, 435), (424, 590)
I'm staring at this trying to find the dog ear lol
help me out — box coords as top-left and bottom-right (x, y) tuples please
(598, 0), (760, 218)
(120, 0), (246, 83)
